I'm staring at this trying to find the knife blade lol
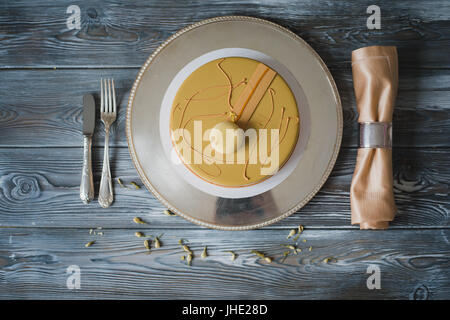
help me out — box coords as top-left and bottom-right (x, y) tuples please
(83, 94), (96, 135)
(80, 94), (96, 204)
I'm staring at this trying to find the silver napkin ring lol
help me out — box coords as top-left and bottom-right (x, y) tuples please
(359, 122), (392, 148)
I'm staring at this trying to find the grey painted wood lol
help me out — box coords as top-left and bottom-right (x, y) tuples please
(0, 68), (448, 148)
(0, 0), (449, 300)
(0, 147), (447, 228)
(0, 0), (449, 68)
(0, 228), (448, 299)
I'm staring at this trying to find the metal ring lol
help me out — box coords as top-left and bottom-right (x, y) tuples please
(359, 122), (392, 148)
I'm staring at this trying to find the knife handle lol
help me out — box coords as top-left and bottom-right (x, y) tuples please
(80, 135), (94, 204)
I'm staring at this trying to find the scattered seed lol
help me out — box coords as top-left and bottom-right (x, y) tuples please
(178, 239), (184, 245)
(281, 251), (290, 263)
(251, 250), (265, 259)
(135, 231), (145, 238)
(163, 209), (176, 216)
(133, 217), (146, 224)
(251, 250), (272, 263)
(144, 239), (151, 250)
(298, 225), (304, 234)
(130, 181), (141, 189)
(302, 239), (307, 243)
(186, 253), (193, 266)
(182, 245), (192, 255)
(180, 255), (185, 261)
(309, 246), (312, 252)
(201, 246), (208, 259)
(282, 244), (298, 255)
(323, 257), (335, 264)
(226, 251), (237, 261)
(89, 229), (93, 235)
(84, 240), (95, 248)
(116, 178), (125, 188)
(154, 237), (161, 248)
(287, 229), (296, 239)
(97, 232), (104, 236)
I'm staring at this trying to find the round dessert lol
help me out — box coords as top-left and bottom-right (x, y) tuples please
(170, 57), (299, 187)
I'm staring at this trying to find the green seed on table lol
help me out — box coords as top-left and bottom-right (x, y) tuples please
(130, 181), (141, 189)
(323, 257), (335, 263)
(154, 237), (161, 248)
(251, 250), (272, 263)
(180, 255), (185, 261)
(183, 245), (192, 254)
(302, 239), (307, 243)
(226, 251), (237, 261)
(163, 209), (176, 216)
(281, 251), (290, 263)
(133, 217), (146, 224)
(186, 253), (193, 266)
(309, 246), (312, 251)
(135, 232), (145, 238)
(251, 250), (265, 258)
(298, 225), (304, 234)
(144, 239), (151, 250)
(287, 229), (296, 239)
(201, 246), (208, 258)
(84, 240), (95, 248)
(116, 178), (125, 188)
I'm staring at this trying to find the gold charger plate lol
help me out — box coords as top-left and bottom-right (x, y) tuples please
(126, 16), (342, 230)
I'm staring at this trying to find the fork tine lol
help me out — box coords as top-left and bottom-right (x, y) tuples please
(108, 79), (112, 113)
(105, 79), (109, 112)
(112, 79), (116, 113)
(100, 78), (104, 112)
(104, 78), (108, 112)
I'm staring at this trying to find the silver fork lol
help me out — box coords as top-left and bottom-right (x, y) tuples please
(98, 78), (117, 208)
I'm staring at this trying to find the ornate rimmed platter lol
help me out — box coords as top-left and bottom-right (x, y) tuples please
(126, 16), (342, 230)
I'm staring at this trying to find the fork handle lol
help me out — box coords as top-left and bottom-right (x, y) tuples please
(99, 126), (113, 208)
(80, 135), (94, 204)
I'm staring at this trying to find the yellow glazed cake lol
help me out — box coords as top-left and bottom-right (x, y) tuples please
(170, 57), (299, 187)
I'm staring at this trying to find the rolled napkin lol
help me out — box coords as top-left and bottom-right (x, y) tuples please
(350, 46), (398, 229)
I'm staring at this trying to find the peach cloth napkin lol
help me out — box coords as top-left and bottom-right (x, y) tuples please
(350, 46), (398, 229)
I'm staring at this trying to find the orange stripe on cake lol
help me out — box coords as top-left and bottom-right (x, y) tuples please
(235, 63), (277, 127)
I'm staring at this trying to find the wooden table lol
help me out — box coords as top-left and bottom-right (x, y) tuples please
(0, 0), (448, 300)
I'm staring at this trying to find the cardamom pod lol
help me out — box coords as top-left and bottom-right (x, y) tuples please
(133, 217), (146, 224)
(84, 240), (95, 248)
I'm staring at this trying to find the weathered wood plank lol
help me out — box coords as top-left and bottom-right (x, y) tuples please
(0, 68), (448, 148)
(0, 147), (447, 228)
(0, 228), (448, 299)
(0, 0), (449, 68)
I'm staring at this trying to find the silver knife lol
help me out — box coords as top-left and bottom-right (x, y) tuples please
(80, 94), (96, 204)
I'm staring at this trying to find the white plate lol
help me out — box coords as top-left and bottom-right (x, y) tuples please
(159, 48), (311, 198)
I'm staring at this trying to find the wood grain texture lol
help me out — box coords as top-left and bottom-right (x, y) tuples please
(0, 147), (447, 228)
(0, 228), (448, 299)
(0, 68), (448, 148)
(0, 0), (449, 68)
(0, 0), (449, 300)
